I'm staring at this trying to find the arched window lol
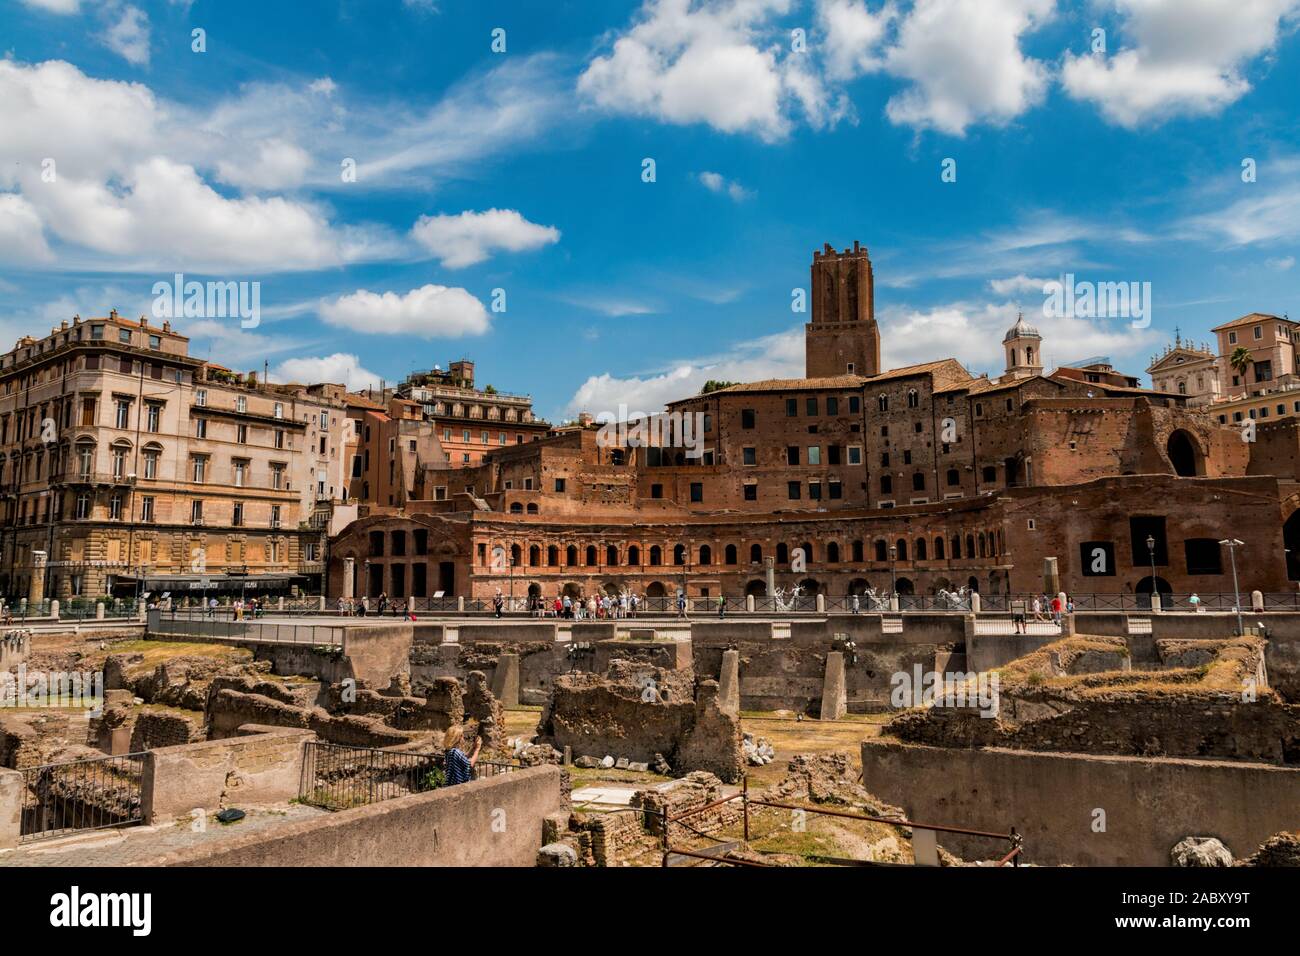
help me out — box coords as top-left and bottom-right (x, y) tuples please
(895, 539), (908, 562)
(510, 544), (521, 566)
(510, 502), (523, 514)
(725, 544), (737, 565)
(628, 545), (641, 565)
(874, 539), (887, 562)
(750, 544), (762, 563)
(878, 394), (889, 412)
(934, 537), (945, 560)
(606, 545), (618, 566)
(586, 545), (598, 566)
(907, 389), (918, 408)
(776, 543), (789, 564)
(529, 545), (540, 566)
(698, 545), (712, 566)
(526, 503), (539, 514)
(801, 542), (815, 564)
(673, 544), (687, 566)
(915, 538), (927, 561)
(547, 546), (559, 566)
(977, 533), (986, 558)
(826, 542), (840, 563)
(852, 540), (864, 563)
(566, 545), (578, 566)
(912, 472), (925, 491)
(1026, 346), (1034, 365)
(649, 545), (662, 566)
(965, 534), (975, 557)
(946, 468), (959, 486)
(952, 535), (961, 559)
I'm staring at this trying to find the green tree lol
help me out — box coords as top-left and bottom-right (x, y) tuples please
(1229, 346), (1253, 382)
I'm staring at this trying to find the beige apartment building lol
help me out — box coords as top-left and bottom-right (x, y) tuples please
(1148, 316), (1300, 428)
(0, 312), (349, 602)
(397, 360), (550, 468)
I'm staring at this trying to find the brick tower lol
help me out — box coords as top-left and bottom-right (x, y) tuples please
(806, 241), (881, 378)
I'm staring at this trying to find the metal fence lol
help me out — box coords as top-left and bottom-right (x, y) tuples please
(142, 590), (1300, 620)
(19, 752), (146, 843)
(298, 741), (518, 811)
(0, 599), (53, 622)
(146, 609), (345, 647)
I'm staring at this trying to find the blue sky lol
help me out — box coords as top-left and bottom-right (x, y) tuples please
(2, 0), (1299, 421)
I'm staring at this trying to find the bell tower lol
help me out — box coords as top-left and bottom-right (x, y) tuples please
(805, 241), (880, 378)
(1002, 313), (1042, 380)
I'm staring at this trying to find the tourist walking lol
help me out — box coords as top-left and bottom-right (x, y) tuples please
(493, 590), (504, 619)
(717, 593), (726, 619)
(676, 589), (688, 619)
(851, 593), (860, 615)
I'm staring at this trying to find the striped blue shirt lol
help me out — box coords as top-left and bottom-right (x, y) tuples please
(445, 747), (473, 786)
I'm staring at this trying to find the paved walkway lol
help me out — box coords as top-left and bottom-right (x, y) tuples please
(0, 804), (326, 867)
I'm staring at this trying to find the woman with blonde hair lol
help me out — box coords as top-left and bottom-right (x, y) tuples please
(443, 724), (481, 786)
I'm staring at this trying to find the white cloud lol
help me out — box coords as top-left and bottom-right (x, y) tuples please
(36, 156), (383, 271)
(181, 318), (310, 370)
(319, 285), (491, 338)
(1180, 158), (1300, 246)
(558, 292), (659, 316)
(100, 3), (151, 67)
(881, 0), (1054, 135)
(697, 170), (752, 200)
(19, 0), (80, 12)
(1062, 0), (1300, 127)
(578, 0), (843, 140)
(1267, 255), (1296, 270)
(410, 209), (560, 268)
(566, 288), (1168, 417)
(817, 0), (895, 81)
(988, 273), (1051, 295)
(878, 298), (1163, 373)
(273, 353), (383, 391)
(0, 194), (54, 263)
(0, 56), (574, 273)
(565, 328), (804, 416)
(354, 55), (570, 185)
(215, 139), (313, 191)
(0, 60), (400, 272)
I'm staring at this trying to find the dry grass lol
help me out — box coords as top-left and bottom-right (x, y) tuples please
(80, 639), (251, 674)
(994, 633), (1268, 700)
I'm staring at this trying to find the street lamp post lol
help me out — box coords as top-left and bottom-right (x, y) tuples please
(1145, 534), (1157, 609)
(508, 549), (515, 613)
(888, 543), (898, 608)
(1219, 538), (1245, 635)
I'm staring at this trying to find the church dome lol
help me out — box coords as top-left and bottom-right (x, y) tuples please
(1003, 313), (1040, 343)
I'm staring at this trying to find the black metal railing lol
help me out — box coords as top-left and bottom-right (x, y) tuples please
(298, 741), (518, 811)
(20, 752), (146, 843)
